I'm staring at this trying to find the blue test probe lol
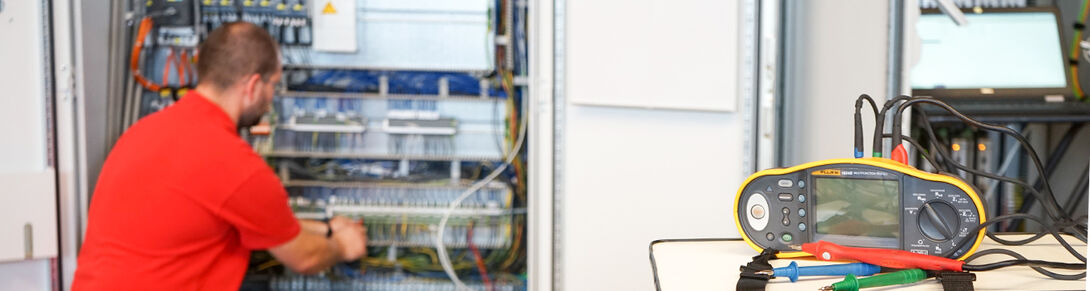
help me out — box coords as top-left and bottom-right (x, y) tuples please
(758, 261), (881, 282)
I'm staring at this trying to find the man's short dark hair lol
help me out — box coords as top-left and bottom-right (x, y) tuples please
(197, 22), (279, 90)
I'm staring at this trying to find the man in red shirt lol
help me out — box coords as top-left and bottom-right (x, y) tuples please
(73, 22), (366, 290)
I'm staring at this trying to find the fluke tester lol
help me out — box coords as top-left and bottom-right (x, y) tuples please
(734, 158), (986, 260)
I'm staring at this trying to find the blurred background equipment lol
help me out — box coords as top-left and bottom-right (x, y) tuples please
(907, 3), (1090, 234)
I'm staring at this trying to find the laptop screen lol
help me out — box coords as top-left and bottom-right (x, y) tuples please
(911, 10), (1068, 92)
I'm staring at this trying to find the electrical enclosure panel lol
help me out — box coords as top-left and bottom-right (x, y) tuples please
(148, 0), (195, 27)
(297, 0), (495, 71)
(311, 0), (357, 52)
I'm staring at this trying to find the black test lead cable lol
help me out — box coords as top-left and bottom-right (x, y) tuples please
(880, 97), (1087, 279)
(876, 96), (1080, 234)
(871, 95), (913, 158)
(963, 248), (1085, 280)
(880, 134), (943, 173)
(850, 94), (1082, 279)
(854, 94), (880, 158)
(920, 127), (1086, 279)
(1009, 123), (1087, 232)
(915, 109), (1089, 242)
(906, 101), (1085, 239)
(890, 98), (1068, 222)
(949, 214), (1086, 280)
(880, 131), (1089, 248)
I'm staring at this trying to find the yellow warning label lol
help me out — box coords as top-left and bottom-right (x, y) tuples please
(203, 0), (212, 5)
(812, 169), (841, 176)
(243, 0), (253, 6)
(293, 4), (303, 11)
(277, 3), (286, 10)
(322, 1), (337, 14)
(260, 0), (269, 7)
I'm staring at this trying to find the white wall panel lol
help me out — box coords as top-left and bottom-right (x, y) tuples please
(0, 0), (59, 288)
(562, 107), (746, 290)
(0, 0), (59, 262)
(560, 0), (751, 289)
(567, 0), (739, 112)
(0, 0), (49, 174)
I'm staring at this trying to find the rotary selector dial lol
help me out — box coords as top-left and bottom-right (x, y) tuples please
(918, 201), (960, 242)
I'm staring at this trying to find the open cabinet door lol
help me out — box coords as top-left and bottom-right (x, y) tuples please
(0, 0), (60, 263)
(556, 0), (768, 289)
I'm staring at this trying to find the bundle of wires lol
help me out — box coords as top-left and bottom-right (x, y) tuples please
(131, 17), (197, 92)
(131, 17), (163, 92)
(433, 1), (529, 289)
(433, 68), (528, 291)
(854, 94), (1088, 280)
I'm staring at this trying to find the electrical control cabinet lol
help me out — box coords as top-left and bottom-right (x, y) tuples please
(110, 0), (531, 289)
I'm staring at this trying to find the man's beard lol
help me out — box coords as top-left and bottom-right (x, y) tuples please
(237, 101), (268, 129)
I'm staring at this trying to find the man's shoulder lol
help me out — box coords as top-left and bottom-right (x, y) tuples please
(114, 105), (269, 179)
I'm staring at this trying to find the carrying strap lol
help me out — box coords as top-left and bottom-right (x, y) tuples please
(935, 271), (976, 291)
(736, 248), (778, 291)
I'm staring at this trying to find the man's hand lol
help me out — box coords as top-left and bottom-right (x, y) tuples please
(269, 217), (368, 274)
(329, 216), (367, 261)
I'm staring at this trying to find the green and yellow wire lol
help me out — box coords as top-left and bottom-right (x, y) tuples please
(1070, 0), (1090, 100)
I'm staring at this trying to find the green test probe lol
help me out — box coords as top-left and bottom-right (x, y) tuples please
(818, 269), (928, 291)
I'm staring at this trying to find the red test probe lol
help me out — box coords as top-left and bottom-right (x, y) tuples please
(793, 241), (964, 271)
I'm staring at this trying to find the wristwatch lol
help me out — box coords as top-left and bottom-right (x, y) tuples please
(322, 218), (333, 238)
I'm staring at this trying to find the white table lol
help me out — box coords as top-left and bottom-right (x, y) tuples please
(649, 234), (1086, 290)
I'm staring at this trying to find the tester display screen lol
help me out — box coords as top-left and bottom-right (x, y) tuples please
(814, 178), (900, 238)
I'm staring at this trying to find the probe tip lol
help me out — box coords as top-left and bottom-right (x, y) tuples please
(788, 244), (802, 251)
(818, 286), (833, 291)
(755, 270), (774, 276)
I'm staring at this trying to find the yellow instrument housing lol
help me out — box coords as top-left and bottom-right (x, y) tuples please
(734, 158), (986, 260)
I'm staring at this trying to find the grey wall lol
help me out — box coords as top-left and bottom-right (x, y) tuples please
(780, 0), (892, 165)
(61, 0), (111, 287)
(82, 0), (111, 201)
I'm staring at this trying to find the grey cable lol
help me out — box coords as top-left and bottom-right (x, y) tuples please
(434, 87), (527, 290)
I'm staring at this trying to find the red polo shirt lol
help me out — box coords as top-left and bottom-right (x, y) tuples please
(73, 91), (300, 290)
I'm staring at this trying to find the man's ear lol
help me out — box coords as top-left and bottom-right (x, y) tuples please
(242, 74), (262, 105)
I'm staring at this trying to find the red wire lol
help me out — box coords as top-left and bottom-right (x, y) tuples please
(466, 222), (493, 291)
(162, 48), (175, 87)
(131, 17), (161, 91)
(177, 49), (187, 87)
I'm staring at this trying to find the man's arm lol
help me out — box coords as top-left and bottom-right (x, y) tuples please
(268, 216), (367, 274)
(298, 219), (331, 236)
(222, 169), (367, 274)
